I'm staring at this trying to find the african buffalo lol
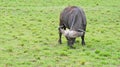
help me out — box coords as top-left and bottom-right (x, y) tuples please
(58, 6), (87, 47)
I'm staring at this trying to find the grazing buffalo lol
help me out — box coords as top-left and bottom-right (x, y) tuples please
(58, 6), (87, 47)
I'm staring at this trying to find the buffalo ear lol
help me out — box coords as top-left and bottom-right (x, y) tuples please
(77, 32), (84, 36)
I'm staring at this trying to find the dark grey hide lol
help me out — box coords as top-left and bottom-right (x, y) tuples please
(58, 6), (87, 47)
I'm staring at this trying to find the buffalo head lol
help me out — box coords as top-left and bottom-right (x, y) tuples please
(59, 28), (84, 47)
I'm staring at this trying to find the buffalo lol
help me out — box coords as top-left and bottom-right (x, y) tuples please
(58, 6), (87, 48)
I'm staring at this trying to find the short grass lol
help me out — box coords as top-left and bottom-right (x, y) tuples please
(0, 0), (120, 67)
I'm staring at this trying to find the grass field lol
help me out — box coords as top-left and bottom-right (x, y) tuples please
(0, 0), (120, 67)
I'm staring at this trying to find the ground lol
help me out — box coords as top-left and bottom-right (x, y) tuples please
(0, 0), (120, 67)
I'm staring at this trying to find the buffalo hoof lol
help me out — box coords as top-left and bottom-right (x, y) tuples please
(68, 45), (76, 49)
(82, 42), (85, 46)
(58, 40), (62, 44)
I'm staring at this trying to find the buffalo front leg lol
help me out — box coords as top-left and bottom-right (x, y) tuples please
(58, 28), (62, 44)
(81, 35), (85, 45)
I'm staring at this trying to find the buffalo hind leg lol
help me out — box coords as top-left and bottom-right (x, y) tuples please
(81, 35), (85, 45)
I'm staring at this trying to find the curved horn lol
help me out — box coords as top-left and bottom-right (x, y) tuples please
(68, 31), (84, 38)
(60, 28), (84, 38)
(60, 28), (69, 36)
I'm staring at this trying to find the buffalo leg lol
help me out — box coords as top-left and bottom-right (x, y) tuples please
(58, 27), (62, 44)
(81, 35), (85, 45)
(58, 25), (66, 44)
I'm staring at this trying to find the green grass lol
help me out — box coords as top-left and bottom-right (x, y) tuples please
(0, 0), (120, 67)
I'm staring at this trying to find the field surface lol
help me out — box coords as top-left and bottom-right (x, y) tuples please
(0, 0), (120, 67)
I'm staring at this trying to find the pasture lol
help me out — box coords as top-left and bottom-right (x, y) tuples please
(0, 0), (120, 67)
